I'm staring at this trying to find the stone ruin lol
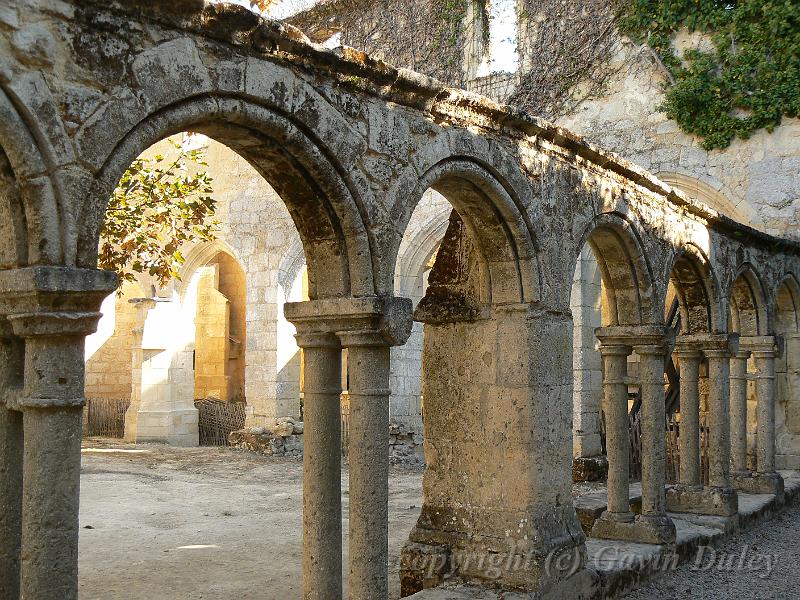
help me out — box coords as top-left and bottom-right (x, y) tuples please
(0, 1), (798, 599)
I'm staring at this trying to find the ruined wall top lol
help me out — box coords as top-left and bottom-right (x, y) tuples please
(42, 0), (797, 256)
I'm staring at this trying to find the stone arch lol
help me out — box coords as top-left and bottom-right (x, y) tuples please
(576, 212), (658, 326)
(775, 273), (800, 335)
(392, 156), (540, 305)
(277, 236), (307, 300)
(656, 170), (762, 230)
(728, 263), (770, 336)
(177, 240), (244, 300)
(393, 191), (451, 299)
(78, 95), (375, 300)
(666, 244), (723, 335)
(0, 86), (54, 268)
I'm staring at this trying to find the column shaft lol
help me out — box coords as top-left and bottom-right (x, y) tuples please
(19, 334), (86, 600)
(754, 350), (776, 474)
(706, 351), (732, 489)
(729, 351), (750, 475)
(676, 350), (702, 488)
(637, 345), (668, 517)
(0, 333), (23, 600)
(300, 335), (343, 600)
(600, 345), (633, 519)
(345, 340), (391, 600)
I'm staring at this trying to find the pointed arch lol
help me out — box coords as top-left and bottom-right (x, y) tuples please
(666, 243), (723, 334)
(775, 273), (800, 335)
(729, 263), (770, 336)
(79, 96), (375, 300)
(576, 212), (658, 326)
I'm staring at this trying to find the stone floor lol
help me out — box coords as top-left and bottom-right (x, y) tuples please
(78, 441), (800, 599)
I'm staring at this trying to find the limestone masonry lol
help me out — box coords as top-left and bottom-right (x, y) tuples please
(0, 2), (798, 600)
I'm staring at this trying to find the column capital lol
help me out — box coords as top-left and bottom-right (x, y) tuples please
(8, 312), (102, 339)
(286, 296), (413, 347)
(672, 341), (703, 360)
(294, 331), (340, 349)
(595, 325), (670, 351)
(674, 333), (738, 356)
(741, 335), (783, 358)
(0, 266), (117, 316)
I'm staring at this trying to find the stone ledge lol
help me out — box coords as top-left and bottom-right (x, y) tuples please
(666, 485), (738, 517)
(410, 472), (800, 599)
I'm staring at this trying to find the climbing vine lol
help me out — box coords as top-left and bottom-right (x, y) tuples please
(620, 0), (800, 149)
(290, 0), (472, 87)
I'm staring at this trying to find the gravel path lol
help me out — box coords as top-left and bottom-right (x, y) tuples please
(627, 500), (800, 600)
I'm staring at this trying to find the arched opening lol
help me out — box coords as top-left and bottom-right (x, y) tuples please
(663, 249), (718, 486)
(774, 274), (800, 469)
(81, 97), (373, 301)
(728, 265), (769, 471)
(192, 250), (247, 404)
(389, 189), (450, 465)
(400, 160), (590, 596)
(570, 218), (655, 482)
(729, 266), (768, 337)
(78, 108), (365, 593)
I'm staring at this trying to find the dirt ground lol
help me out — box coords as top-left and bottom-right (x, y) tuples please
(78, 440), (424, 600)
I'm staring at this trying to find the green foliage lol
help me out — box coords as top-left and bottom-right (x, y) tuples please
(620, 0), (800, 149)
(100, 141), (219, 289)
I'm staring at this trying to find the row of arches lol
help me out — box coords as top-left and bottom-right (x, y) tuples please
(1, 15), (799, 598)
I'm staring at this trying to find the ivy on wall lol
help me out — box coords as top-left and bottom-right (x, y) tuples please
(621, 0), (800, 150)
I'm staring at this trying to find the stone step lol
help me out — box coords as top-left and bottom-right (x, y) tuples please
(407, 472), (800, 600)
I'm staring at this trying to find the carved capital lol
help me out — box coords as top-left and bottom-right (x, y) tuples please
(0, 266), (117, 316)
(741, 335), (783, 358)
(285, 296), (413, 347)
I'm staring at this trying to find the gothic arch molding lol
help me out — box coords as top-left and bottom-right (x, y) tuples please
(576, 212), (659, 326)
(80, 96), (375, 300)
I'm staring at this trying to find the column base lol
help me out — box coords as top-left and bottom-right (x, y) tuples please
(591, 512), (676, 545)
(400, 540), (599, 598)
(572, 455), (608, 482)
(733, 471), (784, 498)
(666, 485), (738, 517)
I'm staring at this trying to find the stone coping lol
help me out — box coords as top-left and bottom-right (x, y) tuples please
(81, 0), (800, 256)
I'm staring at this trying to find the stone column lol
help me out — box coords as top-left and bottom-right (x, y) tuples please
(593, 326), (675, 544)
(667, 335), (737, 517)
(702, 336), (738, 515)
(749, 336), (783, 496)
(705, 340), (734, 489)
(730, 348), (751, 477)
(0, 322), (24, 600)
(735, 337), (784, 496)
(594, 339), (633, 523)
(0, 266), (117, 600)
(296, 331), (343, 600)
(674, 343), (703, 489)
(286, 296), (411, 600)
(10, 311), (103, 600)
(635, 338), (676, 542)
(339, 329), (392, 599)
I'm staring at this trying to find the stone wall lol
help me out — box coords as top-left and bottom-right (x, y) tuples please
(84, 281), (143, 401)
(556, 43), (800, 239)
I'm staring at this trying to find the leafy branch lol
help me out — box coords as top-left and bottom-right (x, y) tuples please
(100, 141), (219, 290)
